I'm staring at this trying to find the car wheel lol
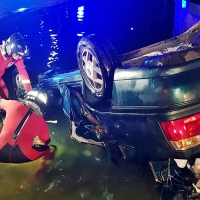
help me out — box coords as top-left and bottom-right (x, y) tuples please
(12, 67), (38, 99)
(77, 34), (121, 101)
(12, 69), (26, 98)
(16, 74), (25, 93)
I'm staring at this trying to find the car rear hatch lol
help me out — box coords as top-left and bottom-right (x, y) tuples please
(112, 50), (200, 157)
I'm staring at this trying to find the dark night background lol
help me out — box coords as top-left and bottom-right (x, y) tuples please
(0, 0), (175, 74)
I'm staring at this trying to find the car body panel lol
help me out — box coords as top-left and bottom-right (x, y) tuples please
(39, 22), (200, 160)
(39, 63), (200, 159)
(113, 58), (200, 108)
(40, 70), (83, 88)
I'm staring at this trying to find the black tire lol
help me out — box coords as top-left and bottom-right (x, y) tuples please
(77, 34), (121, 101)
(12, 69), (26, 98)
(12, 67), (38, 99)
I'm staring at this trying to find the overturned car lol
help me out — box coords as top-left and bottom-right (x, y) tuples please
(13, 21), (200, 198)
(38, 21), (200, 160)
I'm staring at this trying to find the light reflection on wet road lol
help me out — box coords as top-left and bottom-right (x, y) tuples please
(0, 107), (160, 200)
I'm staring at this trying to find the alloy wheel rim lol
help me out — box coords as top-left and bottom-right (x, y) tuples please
(80, 49), (104, 93)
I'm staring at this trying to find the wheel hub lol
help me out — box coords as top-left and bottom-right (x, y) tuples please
(81, 49), (103, 93)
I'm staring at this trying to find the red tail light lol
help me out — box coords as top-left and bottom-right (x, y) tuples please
(160, 113), (200, 150)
